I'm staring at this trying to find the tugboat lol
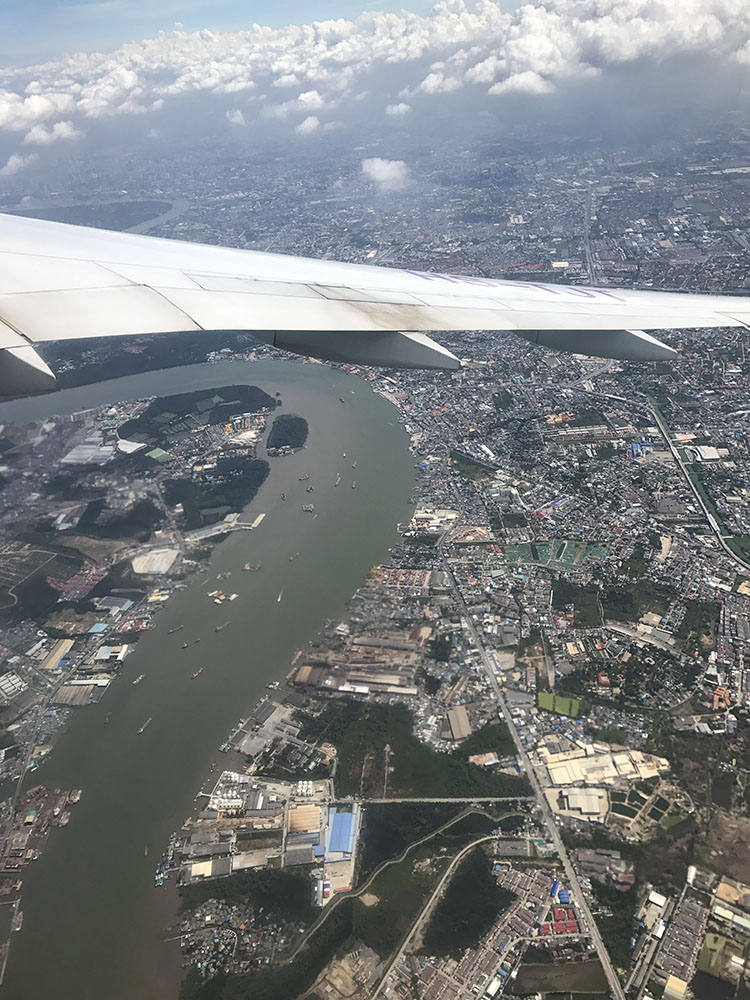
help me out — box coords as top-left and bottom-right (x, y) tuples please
(280, 492), (286, 501)
(334, 473), (341, 487)
(302, 504), (315, 513)
(352, 460), (357, 469)
(298, 475), (310, 481)
(266, 680), (279, 690)
(289, 553), (300, 562)
(243, 563), (261, 572)
(352, 481), (357, 489)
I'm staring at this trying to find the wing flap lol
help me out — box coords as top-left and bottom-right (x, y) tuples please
(0, 286), (202, 341)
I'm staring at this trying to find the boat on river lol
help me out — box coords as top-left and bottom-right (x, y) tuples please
(132, 674), (145, 686)
(192, 668), (203, 679)
(215, 621), (230, 632)
(168, 625), (184, 634)
(181, 638), (201, 649)
(138, 718), (152, 735)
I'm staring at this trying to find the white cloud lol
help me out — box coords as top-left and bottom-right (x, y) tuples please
(267, 88), (329, 119)
(0, 0), (746, 163)
(418, 71), (462, 94)
(225, 108), (245, 125)
(22, 119), (81, 145)
(0, 152), (36, 178)
(385, 102), (411, 115)
(361, 156), (410, 191)
(295, 114), (320, 134)
(488, 70), (554, 96)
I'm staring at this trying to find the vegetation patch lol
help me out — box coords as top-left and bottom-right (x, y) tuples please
(297, 701), (530, 799)
(179, 869), (316, 925)
(454, 723), (516, 759)
(164, 456), (269, 529)
(590, 880), (638, 970)
(267, 414), (308, 451)
(603, 581), (671, 623)
(551, 578), (601, 627)
(359, 803), (465, 877)
(352, 848), (447, 956)
(422, 849), (516, 959)
(677, 599), (720, 652)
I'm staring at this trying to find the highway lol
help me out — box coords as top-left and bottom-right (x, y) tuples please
(442, 554), (627, 1000)
(359, 795), (531, 804)
(649, 400), (750, 575)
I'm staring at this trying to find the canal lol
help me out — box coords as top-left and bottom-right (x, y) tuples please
(0, 359), (415, 1000)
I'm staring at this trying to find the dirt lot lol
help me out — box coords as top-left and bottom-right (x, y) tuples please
(302, 944), (382, 1000)
(697, 812), (750, 883)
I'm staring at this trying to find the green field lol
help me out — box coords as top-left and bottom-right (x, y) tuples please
(661, 812), (687, 830)
(537, 692), (580, 717)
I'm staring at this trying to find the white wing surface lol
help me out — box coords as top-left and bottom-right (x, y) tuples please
(1, 211), (749, 394)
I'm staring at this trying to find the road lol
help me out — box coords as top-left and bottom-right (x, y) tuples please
(358, 795), (530, 804)
(583, 186), (597, 282)
(649, 400), (750, 575)
(442, 552), (627, 1000)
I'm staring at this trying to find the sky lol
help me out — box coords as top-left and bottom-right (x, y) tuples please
(0, 0), (439, 64)
(0, 0), (748, 187)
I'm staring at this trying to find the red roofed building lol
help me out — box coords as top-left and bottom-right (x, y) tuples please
(565, 921), (580, 933)
(539, 923), (552, 935)
(553, 908), (567, 922)
(552, 922), (566, 934)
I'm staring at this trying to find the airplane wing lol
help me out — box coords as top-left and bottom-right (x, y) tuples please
(0, 211), (749, 394)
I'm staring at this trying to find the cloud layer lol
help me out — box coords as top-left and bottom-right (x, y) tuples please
(0, 0), (748, 171)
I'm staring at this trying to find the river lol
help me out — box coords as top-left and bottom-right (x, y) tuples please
(0, 359), (415, 1000)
